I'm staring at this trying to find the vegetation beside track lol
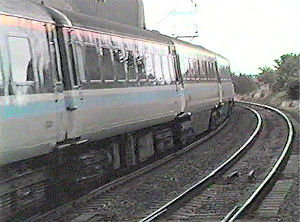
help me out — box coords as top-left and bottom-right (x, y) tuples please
(232, 53), (299, 114)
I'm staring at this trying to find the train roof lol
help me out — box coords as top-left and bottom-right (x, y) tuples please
(170, 37), (229, 62)
(170, 37), (217, 57)
(0, 0), (55, 23)
(46, 7), (173, 45)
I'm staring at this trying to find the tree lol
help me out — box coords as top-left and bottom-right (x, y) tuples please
(257, 53), (299, 99)
(274, 53), (299, 91)
(257, 66), (275, 84)
(232, 73), (258, 95)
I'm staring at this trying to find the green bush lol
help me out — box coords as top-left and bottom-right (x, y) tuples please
(232, 73), (258, 95)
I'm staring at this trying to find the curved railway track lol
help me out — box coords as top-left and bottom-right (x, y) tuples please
(141, 101), (294, 222)
(223, 101), (294, 222)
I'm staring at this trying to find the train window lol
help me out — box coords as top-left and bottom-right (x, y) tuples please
(144, 53), (155, 80)
(193, 60), (199, 79)
(207, 62), (211, 78)
(208, 62), (212, 78)
(8, 37), (34, 83)
(187, 59), (195, 79)
(112, 49), (126, 80)
(37, 55), (53, 93)
(168, 56), (176, 82)
(197, 60), (204, 79)
(0, 51), (4, 96)
(162, 55), (171, 84)
(136, 55), (146, 80)
(212, 63), (217, 78)
(100, 48), (114, 81)
(0, 51), (3, 83)
(204, 61), (209, 78)
(125, 51), (136, 80)
(74, 44), (86, 82)
(181, 57), (189, 80)
(85, 45), (101, 81)
(153, 54), (164, 83)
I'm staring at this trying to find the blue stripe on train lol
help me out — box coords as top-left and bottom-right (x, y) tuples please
(1, 89), (180, 119)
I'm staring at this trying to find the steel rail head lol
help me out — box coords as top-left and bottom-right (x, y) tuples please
(140, 106), (263, 222)
(224, 101), (294, 222)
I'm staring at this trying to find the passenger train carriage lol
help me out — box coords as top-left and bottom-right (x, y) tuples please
(0, 0), (234, 167)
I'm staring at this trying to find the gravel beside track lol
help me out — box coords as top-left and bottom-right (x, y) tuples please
(35, 106), (258, 222)
(252, 110), (299, 222)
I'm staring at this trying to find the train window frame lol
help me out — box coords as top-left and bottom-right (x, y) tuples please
(7, 35), (36, 85)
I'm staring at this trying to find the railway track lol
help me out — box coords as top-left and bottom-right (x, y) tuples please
(26, 117), (231, 222)
(141, 101), (294, 222)
(25, 106), (258, 222)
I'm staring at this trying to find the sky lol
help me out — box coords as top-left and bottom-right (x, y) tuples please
(143, 0), (300, 74)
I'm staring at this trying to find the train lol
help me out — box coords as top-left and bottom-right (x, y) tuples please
(0, 0), (234, 170)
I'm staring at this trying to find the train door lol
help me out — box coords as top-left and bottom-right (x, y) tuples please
(174, 51), (186, 112)
(215, 61), (223, 103)
(56, 27), (83, 140)
(47, 24), (66, 142)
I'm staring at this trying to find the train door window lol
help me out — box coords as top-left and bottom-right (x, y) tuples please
(8, 37), (34, 83)
(125, 51), (136, 80)
(85, 45), (101, 81)
(136, 54), (146, 80)
(74, 44), (86, 82)
(112, 49), (126, 80)
(100, 48), (114, 81)
(153, 54), (164, 83)
(162, 55), (171, 84)
(8, 36), (37, 95)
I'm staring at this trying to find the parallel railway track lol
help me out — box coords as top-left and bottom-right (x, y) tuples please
(141, 101), (293, 222)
